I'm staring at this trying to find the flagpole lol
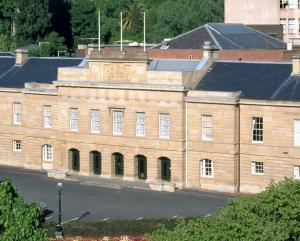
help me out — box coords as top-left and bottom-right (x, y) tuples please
(143, 11), (146, 52)
(98, 10), (101, 51)
(121, 12), (123, 52)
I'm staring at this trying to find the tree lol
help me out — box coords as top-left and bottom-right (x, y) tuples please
(123, 0), (145, 34)
(150, 179), (300, 241)
(0, 177), (48, 241)
(0, 0), (15, 37)
(49, 0), (72, 49)
(29, 32), (67, 57)
(15, 0), (51, 46)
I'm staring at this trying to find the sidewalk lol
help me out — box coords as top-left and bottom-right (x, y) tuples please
(65, 173), (150, 191)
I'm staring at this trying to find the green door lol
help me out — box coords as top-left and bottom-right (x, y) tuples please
(138, 156), (147, 180)
(115, 154), (124, 176)
(71, 149), (80, 172)
(161, 158), (171, 181)
(92, 152), (101, 175)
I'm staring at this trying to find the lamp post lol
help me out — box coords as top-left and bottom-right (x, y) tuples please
(55, 182), (64, 239)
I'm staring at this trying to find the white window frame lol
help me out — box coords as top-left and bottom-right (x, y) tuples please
(136, 112), (145, 137)
(252, 117), (263, 143)
(251, 162), (264, 175)
(159, 113), (170, 139)
(294, 120), (300, 146)
(202, 115), (213, 141)
(90, 109), (100, 133)
(201, 159), (214, 177)
(42, 144), (53, 161)
(70, 108), (79, 131)
(13, 140), (21, 152)
(294, 165), (300, 179)
(13, 102), (22, 125)
(112, 110), (123, 135)
(43, 105), (52, 128)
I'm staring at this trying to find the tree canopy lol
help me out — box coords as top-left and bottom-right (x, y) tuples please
(0, 178), (48, 241)
(150, 179), (300, 241)
(0, 0), (224, 52)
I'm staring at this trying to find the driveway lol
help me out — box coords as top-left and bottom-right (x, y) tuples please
(0, 166), (233, 222)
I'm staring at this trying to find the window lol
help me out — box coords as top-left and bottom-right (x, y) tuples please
(280, 18), (287, 33)
(112, 110), (123, 135)
(43, 105), (52, 128)
(13, 140), (21, 152)
(159, 113), (169, 139)
(289, 18), (296, 34)
(91, 109), (100, 133)
(42, 144), (53, 161)
(251, 162), (264, 175)
(294, 166), (300, 179)
(202, 115), (213, 141)
(201, 159), (214, 177)
(70, 108), (78, 131)
(13, 103), (22, 125)
(294, 120), (300, 146)
(136, 112), (145, 136)
(252, 117), (263, 143)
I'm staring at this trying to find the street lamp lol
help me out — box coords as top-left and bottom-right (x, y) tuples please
(55, 182), (64, 239)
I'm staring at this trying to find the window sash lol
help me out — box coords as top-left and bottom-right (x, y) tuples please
(159, 114), (169, 138)
(43, 105), (52, 128)
(91, 110), (100, 133)
(136, 112), (145, 136)
(294, 166), (300, 179)
(252, 117), (263, 142)
(201, 159), (214, 177)
(113, 110), (123, 135)
(252, 162), (264, 175)
(13, 103), (22, 124)
(43, 145), (53, 161)
(202, 115), (213, 141)
(13, 140), (21, 152)
(70, 108), (78, 131)
(294, 120), (300, 146)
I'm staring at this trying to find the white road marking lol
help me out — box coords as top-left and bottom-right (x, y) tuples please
(101, 218), (110, 222)
(137, 217), (143, 220)
(205, 213), (211, 217)
(62, 217), (79, 224)
(171, 215), (178, 219)
(45, 216), (52, 220)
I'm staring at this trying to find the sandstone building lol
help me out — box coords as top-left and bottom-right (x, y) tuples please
(0, 36), (300, 193)
(225, 0), (300, 44)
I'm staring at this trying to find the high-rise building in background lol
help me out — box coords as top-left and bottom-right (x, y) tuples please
(225, 0), (300, 45)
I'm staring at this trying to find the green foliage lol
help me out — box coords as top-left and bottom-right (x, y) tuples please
(15, 0), (51, 46)
(29, 32), (67, 57)
(0, 0), (224, 51)
(0, 177), (48, 241)
(150, 179), (300, 241)
(0, 34), (15, 51)
(46, 218), (196, 238)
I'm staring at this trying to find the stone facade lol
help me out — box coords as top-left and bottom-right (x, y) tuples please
(0, 49), (299, 194)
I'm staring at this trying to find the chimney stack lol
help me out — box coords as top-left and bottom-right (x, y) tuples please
(15, 48), (28, 65)
(292, 54), (300, 75)
(203, 41), (218, 59)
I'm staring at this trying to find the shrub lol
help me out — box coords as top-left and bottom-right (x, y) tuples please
(149, 179), (300, 241)
(0, 177), (48, 241)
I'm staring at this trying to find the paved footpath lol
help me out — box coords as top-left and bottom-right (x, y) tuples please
(0, 166), (235, 222)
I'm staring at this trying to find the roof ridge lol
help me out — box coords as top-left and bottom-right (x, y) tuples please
(153, 25), (208, 49)
(28, 57), (84, 60)
(205, 24), (222, 49)
(215, 60), (291, 64)
(243, 25), (286, 47)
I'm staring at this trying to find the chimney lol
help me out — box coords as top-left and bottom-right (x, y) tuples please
(15, 48), (29, 65)
(292, 54), (300, 75)
(203, 41), (218, 59)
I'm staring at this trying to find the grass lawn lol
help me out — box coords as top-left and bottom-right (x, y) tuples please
(45, 217), (197, 239)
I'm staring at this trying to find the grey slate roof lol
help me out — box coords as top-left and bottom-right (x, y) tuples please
(0, 52), (15, 57)
(0, 57), (83, 88)
(195, 61), (300, 101)
(149, 59), (204, 71)
(154, 23), (286, 50)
